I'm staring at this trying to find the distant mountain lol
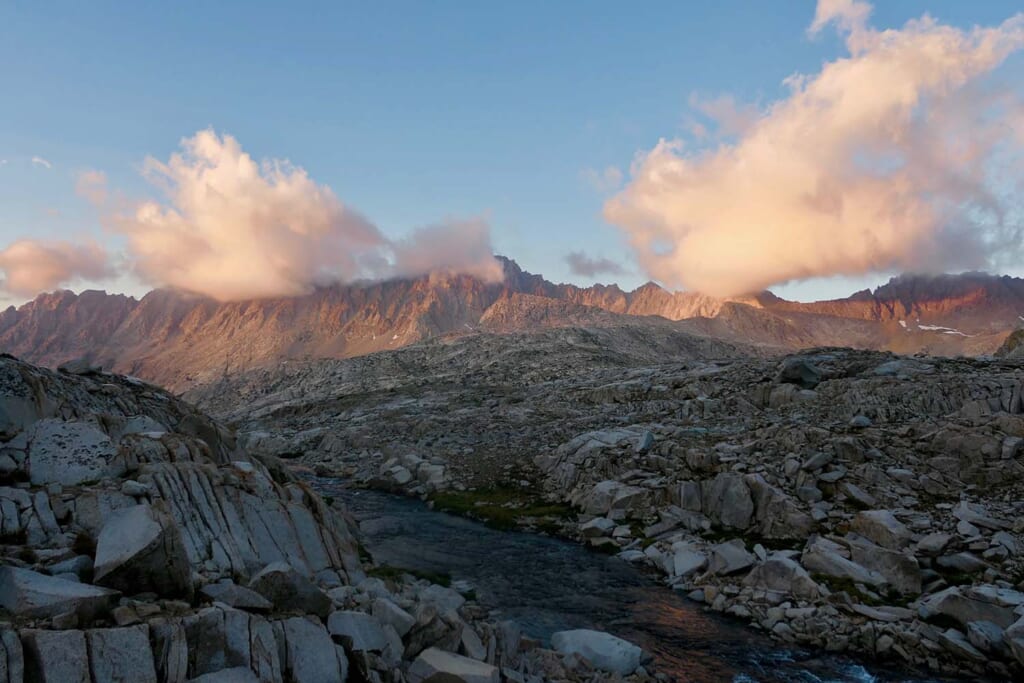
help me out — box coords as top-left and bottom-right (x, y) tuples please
(1, 257), (1020, 391)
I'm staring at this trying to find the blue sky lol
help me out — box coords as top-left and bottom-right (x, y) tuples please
(1, 1), (1022, 305)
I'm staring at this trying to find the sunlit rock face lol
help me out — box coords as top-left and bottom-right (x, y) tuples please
(2, 259), (1023, 391)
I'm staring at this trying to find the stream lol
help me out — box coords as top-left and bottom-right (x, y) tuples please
(311, 479), (946, 683)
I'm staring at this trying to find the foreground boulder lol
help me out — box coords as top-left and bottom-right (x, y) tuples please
(0, 567), (118, 621)
(408, 647), (500, 683)
(93, 503), (192, 598)
(247, 562), (331, 619)
(550, 629), (642, 675)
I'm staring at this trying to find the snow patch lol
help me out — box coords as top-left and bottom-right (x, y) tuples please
(918, 324), (973, 337)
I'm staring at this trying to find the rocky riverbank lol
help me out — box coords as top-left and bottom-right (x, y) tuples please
(0, 355), (659, 683)
(191, 331), (1024, 680)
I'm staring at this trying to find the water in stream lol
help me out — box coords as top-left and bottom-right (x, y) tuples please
(312, 480), (946, 683)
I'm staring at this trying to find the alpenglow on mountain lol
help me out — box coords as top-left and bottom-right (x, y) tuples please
(1, 257), (1021, 390)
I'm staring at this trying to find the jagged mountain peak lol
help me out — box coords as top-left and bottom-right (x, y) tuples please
(1, 262), (1022, 391)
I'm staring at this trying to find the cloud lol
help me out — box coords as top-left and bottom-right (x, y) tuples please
(564, 251), (627, 278)
(581, 166), (624, 193)
(31, 156), (52, 169)
(808, 0), (872, 37)
(106, 129), (501, 301)
(605, 2), (1024, 296)
(391, 218), (504, 281)
(75, 170), (109, 205)
(688, 94), (758, 138)
(0, 240), (113, 298)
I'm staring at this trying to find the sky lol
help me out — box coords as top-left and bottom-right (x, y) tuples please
(0, 0), (1022, 307)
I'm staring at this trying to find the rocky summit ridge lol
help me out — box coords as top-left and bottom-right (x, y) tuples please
(0, 356), (655, 683)
(2, 259), (1023, 390)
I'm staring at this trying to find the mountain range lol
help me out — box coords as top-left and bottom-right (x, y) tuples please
(1, 256), (1021, 391)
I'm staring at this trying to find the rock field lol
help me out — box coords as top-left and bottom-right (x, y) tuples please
(193, 326), (1024, 680)
(0, 354), (653, 682)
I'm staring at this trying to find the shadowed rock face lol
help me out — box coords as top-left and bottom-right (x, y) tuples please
(0, 356), (644, 683)
(2, 259), (1022, 391)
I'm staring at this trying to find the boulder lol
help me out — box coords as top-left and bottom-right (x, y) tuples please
(708, 540), (755, 576)
(670, 543), (708, 579)
(744, 474), (813, 539)
(743, 556), (820, 600)
(21, 629), (90, 682)
(848, 539), (921, 595)
(918, 586), (1019, 629)
(966, 620), (1006, 656)
(776, 358), (822, 389)
(801, 452), (833, 471)
(550, 630), (641, 675)
(0, 628), (23, 683)
(937, 628), (987, 663)
(248, 563), (331, 619)
(200, 582), (273, 613)
(0, 566), (118, 620)
(86, 625), (158, 683)
(327, 611), (389, 652)
(372, 598), (416, 637)
(801, 539), (887, 587)
(93, 504), (192, 598)
(936, 552), (988, 574)
(408, 647), (499, 683)
(1005, 614), (1024, 666)
(953, 501), (1011, 531)
(187, 668), (261, 683)
(26, 419), (116, 486)
(582, 481), (648, 517)
(580, 517), (616, 538)
(916, 532), (952, 557)
(281, 616), (348, 683)
(850, 510), (913, 550)
(702, 473), (753, 529)
(838, 482), (876, 508)
(420, 584), (466, 612)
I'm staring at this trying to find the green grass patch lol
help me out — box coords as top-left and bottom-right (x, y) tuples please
(429, 487), (574, 531)
(367, 564), (452, 587)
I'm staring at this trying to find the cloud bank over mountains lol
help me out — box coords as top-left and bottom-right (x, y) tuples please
(605, 0), (1024, 296)
(2, 1), (1022, 303)
(0, 240), (112, 298)
(1, 130), (502, 302)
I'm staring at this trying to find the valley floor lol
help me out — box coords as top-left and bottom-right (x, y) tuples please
(191, 328), (1024, 680)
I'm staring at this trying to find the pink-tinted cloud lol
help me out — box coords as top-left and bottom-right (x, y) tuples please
(0, 240), (113, 297)
(391, 218), (504, 282)
(109, 130), (501, 301)
(75, 169), (109, 205)
(606, 2), (1024, 296)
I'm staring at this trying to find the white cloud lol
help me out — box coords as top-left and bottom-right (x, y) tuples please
(31, 156), (52, 169)
(605, 2), (1024, 296)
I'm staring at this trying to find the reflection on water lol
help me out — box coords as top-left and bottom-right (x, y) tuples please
(312, 480), (946, 683)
